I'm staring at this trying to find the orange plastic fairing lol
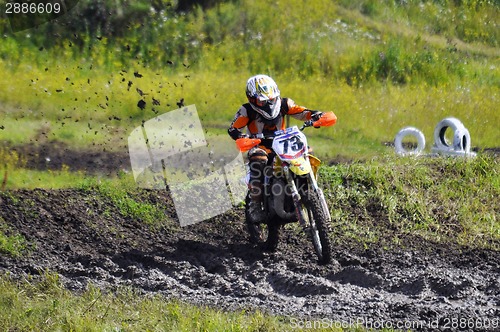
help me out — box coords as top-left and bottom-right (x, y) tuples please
(236, 137), (262, 152)
(313, 112), (337, 127)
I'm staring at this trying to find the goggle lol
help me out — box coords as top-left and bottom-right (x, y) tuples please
(256, 96), (277, 107)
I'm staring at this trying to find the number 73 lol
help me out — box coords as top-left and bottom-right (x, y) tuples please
(279, 135), (304, 154)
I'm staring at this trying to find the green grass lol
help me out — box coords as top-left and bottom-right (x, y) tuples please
(321, 154), (500, 250)
(78, 177), (173, 227)
(0, 0), (498, 157)
(1, 167), (92, 190)
(0, 222), (27, 257)
(0, 184), (29, 256)
(0, 147), (101, 190)
(0, 272), (359, 332)
(1, 64), (497, 158)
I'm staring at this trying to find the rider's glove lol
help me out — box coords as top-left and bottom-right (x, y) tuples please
(310, 111), (323, 121)
(229, 127), (248, 140)
(309, 111), (323, 128)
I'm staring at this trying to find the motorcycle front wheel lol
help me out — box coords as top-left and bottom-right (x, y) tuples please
(304, 189), (332, 264)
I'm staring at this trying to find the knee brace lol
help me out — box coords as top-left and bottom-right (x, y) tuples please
(248, 148), (268, 200)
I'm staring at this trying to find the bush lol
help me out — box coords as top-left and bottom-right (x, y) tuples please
(341, 39), (467, 85)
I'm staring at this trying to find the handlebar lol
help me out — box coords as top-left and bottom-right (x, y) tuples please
(300, 119), (315, 131)
(251, 111), (337, 138)
(235, 111), (337, 152)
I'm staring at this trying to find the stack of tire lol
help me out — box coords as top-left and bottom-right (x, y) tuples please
(394, 117), (476, 157)
(430, 117), (475, 157)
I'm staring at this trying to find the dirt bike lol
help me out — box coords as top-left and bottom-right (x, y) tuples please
(235, 112), (337, 264)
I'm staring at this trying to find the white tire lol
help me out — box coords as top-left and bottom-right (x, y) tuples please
(394, 127), (426, 156)
(452, 127), (471, 153)
(433, 117), (466, 150)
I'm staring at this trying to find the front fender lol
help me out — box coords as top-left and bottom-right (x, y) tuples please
(289, 157), (311, 175)
(309, 155), (321, 177)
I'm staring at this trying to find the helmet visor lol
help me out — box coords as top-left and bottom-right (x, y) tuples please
(254, 96), (280, 119)
(256, 96), (278, 107)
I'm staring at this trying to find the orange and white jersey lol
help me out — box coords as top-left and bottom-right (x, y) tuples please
(228, 97), (316, 139)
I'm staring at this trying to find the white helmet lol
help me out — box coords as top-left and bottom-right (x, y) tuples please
(245, 74), (281, 120)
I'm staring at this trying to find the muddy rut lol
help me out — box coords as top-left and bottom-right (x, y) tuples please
(1, 188), (498, 331)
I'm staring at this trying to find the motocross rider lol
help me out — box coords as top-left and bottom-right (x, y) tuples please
(228, 74), (324, 225)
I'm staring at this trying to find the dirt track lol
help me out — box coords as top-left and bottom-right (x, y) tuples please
(1, 187), (499, 331)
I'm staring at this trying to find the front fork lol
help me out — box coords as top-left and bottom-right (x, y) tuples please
(283, 159), (332, 228)
(309, 170), (332, 224)
(283, 166), (308, 229)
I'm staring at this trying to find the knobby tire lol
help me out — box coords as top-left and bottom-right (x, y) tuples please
(305, 189), (332, 264)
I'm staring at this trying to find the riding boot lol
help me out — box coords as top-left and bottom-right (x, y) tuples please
(248, 199), (266, 224)
(247, 148), (268, 224)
